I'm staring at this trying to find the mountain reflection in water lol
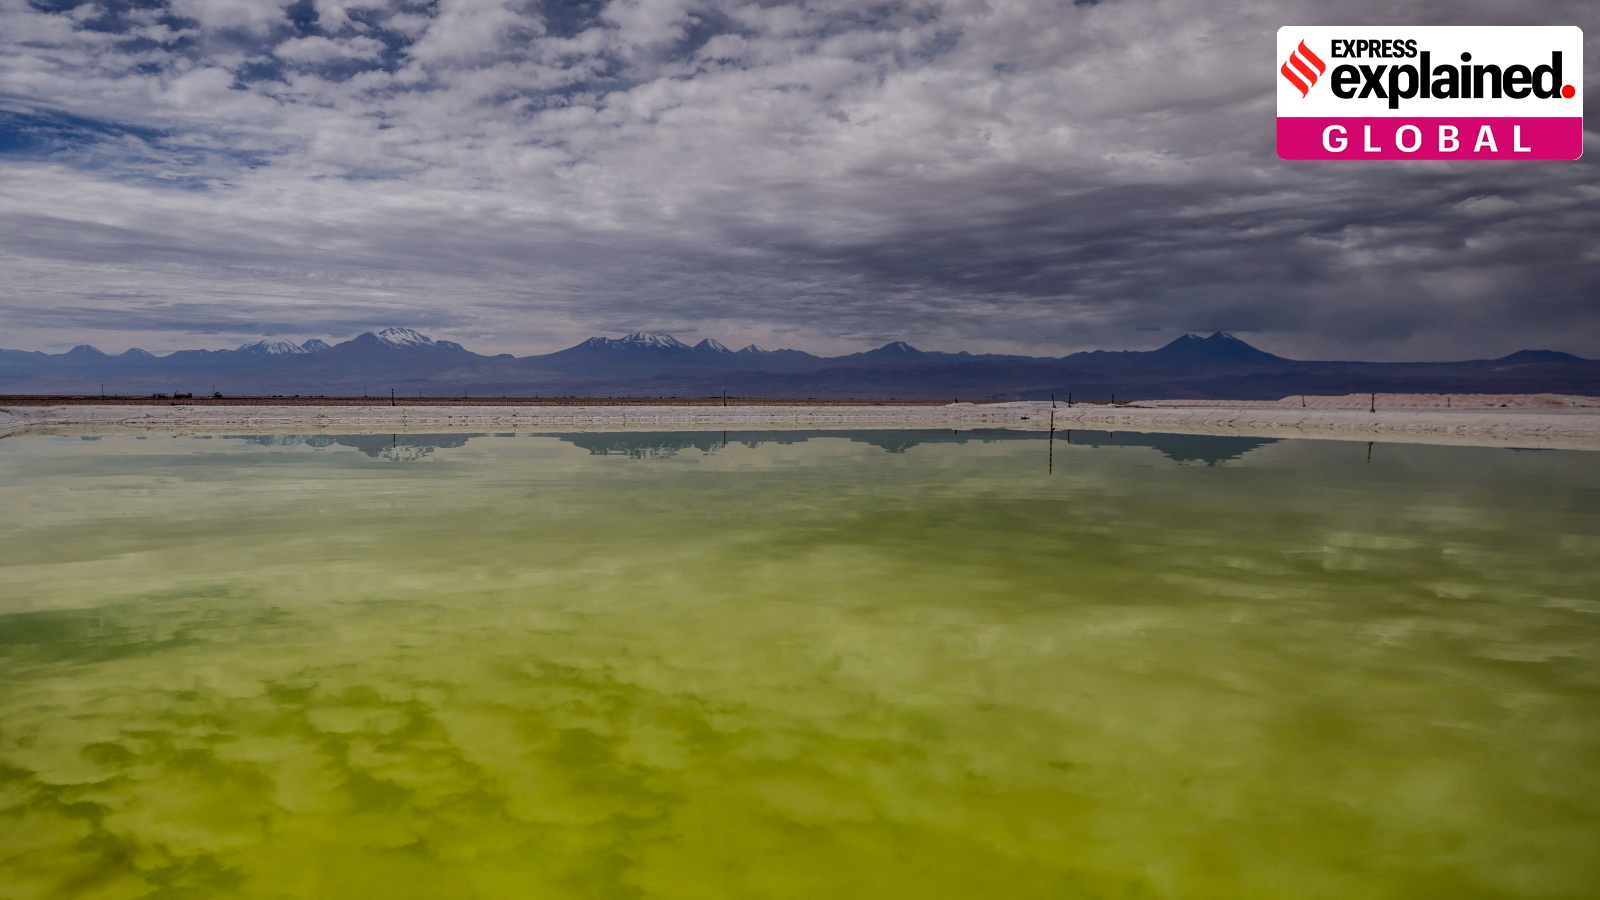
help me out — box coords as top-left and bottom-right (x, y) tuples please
(222, 429), (1279, 466)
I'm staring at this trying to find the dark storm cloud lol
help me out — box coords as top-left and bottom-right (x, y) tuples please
(0, 0), (1595, 358)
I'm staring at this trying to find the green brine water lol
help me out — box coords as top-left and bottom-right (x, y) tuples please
(1, 430), (1597, 899)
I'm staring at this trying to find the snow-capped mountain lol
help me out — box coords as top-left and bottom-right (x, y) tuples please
(235, 338), (332, 356)
(693, 338), (732, 354)
(237, 340), (306, 356)
(571, 332), (693, 353)
(348, 327), (468, 352)
(615, 332), (691, 351)
(735, 344), (819, 361)
(365, 327), (432, 348)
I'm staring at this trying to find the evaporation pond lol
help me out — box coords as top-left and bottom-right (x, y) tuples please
(2, 429), (1598, 899)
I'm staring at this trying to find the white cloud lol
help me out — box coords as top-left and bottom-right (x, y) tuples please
(277, 35), (387, 64)
(167, 0), (297, 34)
(600, 0), (695, 54)
(406, 0), (539, 67)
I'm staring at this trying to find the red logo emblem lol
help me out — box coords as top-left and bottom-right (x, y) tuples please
(1280, 40), (1326, 97)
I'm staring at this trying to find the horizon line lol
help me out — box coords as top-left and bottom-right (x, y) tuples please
(7, 329), (1590, 365)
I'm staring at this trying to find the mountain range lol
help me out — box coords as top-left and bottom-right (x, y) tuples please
(1, 327), (1595, 400)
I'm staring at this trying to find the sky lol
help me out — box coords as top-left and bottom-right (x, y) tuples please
(0, 0), (1596, 360)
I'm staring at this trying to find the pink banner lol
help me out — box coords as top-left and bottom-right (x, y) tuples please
(1277, 117), (1583, 160)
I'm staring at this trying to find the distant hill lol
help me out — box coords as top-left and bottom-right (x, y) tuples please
(853, 341), (926, 360)
(1148, 332), (1287, 365)
(1494, 349), (1586, 364)
(0, 328), (1594, 400)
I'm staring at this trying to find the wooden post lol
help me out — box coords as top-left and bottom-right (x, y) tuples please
(1370, 392), (1375, 413)
(390, 388), (395, 407)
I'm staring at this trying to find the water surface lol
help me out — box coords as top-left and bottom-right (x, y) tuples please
(2, 431), (1597, 899)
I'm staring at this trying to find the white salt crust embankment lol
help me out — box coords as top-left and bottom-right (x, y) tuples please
(3, 396), (1599, 450)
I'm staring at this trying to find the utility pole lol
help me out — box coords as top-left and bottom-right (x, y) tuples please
(1048, 409), (1055, 475)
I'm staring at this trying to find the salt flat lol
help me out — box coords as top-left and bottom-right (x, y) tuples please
(3, 395), (1598, 450)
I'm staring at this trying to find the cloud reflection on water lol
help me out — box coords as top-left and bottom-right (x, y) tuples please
(1, 434), (1597, 898)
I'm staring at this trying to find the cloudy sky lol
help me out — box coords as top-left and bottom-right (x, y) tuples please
(0, 0), (1595, 359)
